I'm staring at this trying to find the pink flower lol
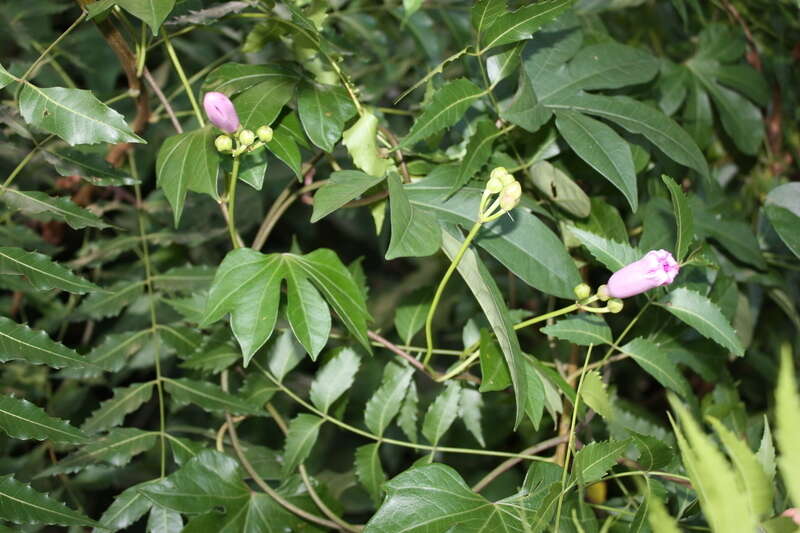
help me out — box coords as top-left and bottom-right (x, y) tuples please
(606, 249), (679, 299)
(783, 508), (800, 525)
(203, 92), (239, 133)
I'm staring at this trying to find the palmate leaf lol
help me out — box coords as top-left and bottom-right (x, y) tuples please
(1, 189), (110, 229)
(202, 247), (370, 364)
(234, 75), (297, 130)
(82, 381), (155, 434)
(0, 246), (98, 293)
(0, 475), (98, 527)
(0, 317), (95, 370)
(156, 127), (220, 226)
(658, 288), (744, 356)
(0, 395), (87, 444)
(297, 82), (356, 152)
(479, 0), (571, 53)
(309, 348), (361, 413)
(18, 84), (143, 146)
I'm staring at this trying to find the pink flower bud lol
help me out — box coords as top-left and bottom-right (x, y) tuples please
(606, 249), (679, 299)
(782, 508), (800, 525)
(203, 92), (240, 133)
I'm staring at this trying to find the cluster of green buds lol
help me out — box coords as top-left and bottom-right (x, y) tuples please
(215, 125), (274, 157)
(572, 283), (624, 314)
(478, 167), (522, 222)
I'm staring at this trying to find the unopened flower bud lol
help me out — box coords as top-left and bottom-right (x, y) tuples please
(606, 250), (679, 299)
(597, 285), (610, 301)
(499, 181), (521, 211)
(257, 125), (273, 143)
(490, 166), (508, 181)
(486, 176), (504, 194)
(214, 134), (233, 153)
(608, 298), (624, 313)
(238, 129), (256, 146)
(574, 283), (591, 300)
(203, 92), (240, 133)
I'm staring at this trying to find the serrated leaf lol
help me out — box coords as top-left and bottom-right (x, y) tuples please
(765, 183), (800, 260)
(286, 267), (330, 360)
(569, 227), (639, 272)
(386, 174), (442, 260)
(82, 381), (155, 434)
(234, 76), (296, 130)
(458, 388), (485, 447)
(96, 482), (154, 532)
(630, 432), (673, 471)
(661, 175), (693, 261)
(541, 315), (612, 346)
(555, 109), (638, 211)
(18, 84), (144, 146)
(40, 428), (158, 476)
(1, 189), (109, 229)
(85, 329), (150, 373)
(365, 364), (414, 436)
(580, 370), (612, 420)
(422, 382), (461, 446)
(573, 439), (629, 485)
(298, 82), (356, 152)
(398, 381), (419, 443)
(151, 265), (214, 293)
(394, 287), (433, 345)
(0, 317), (94, 369)
(156, 127), (220, 225)
(621, 338), (691, 398)
(776, 346), (800, 508)
(163, 377), (261, 416)
(0, 395), (87, 443)
(355, 443), (386, 506)
(309, 348), (361, 413)
(757, 418), (776, 482)
(0, 475), (98, 527)
(400, 78), (483, 149)
(311, 170), (386, 222)
(658, 288), (744, 356)
(343, 111), (391, 177)
(0, 62), (14, 88)
(0, 246), (98, 293)
(479, 0), (571, 53)
(454, 119), (499, 191)
(75, 280), (145, 320)
(282, 414), (324, 475)
(115, 0), (176, 34)
(471, 0), (506, 37)
(49, 147), (136, 186)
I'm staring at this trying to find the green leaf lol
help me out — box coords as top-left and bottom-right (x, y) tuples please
(1, 189), (109, 229)
(471, 0), (506, 38)
(84, 330), (150, 373)
(398, 381), (419, 443)
(569, 227), (639, 272)
(140, 450), (248, 514)
(76, 280), (145, 320)
(282, 414), (324, 475)
(0, 475), (98, 527)
(555, 109), (638, 211)
(18, 84), (143, 146)
(658, 288), (744, 356)
(265, 125), (302, 177)
(541, 314), (612, 346)
(203, 63), (298, 96)
(479, 0), (571, 52)
(670, 397), (758, 532)
(629, 432), (673, 471)
(547, 93), (708, 179)
(757, 418), (776, 482)
(661, 175), (694, 261)
(386, 174), (442, 260)
(355, 443), (386, 506)
(0, 317), (94, 369)
(147, 505), (182, 533)
(365, 363), (414, 436)
(97, 482), (154, 531)
(0, 395), (87, 444)
(573, 439), (629, 484)
(478, 330), (512, 393)
(164, 377), (261, 416)
(422, 382), (461, 447)
(563, 42), (659, 94)
(441, 226), (528, 426)
(298, 82), (356, 152)
(156, 127), (220, 225)
(266, 329), (305, 382)
(40, 428), (158, 476)
(454, 119), (499, 191)
(394, 287), (433, 345)
(707, 416), (772, 518)
(528, 160), (591, 218)
(309, 348), (361, 413)
(399, 78), (483, 149)
(691, 198), (765, 269)
(765, 183), (800, 260)
(152, 265), (214, 294)
(311, 170), (386, 223)
(113, 0), (175, 34)
(82, 381), (155, 435)
(343, 111), (392, 177)
(0, 246), (98, 293)
(647, 489), (681, 533)
(49, 147), (136, 186)
(580, 370), (613, 420)
(0, 62), (14, 89)
(620, 338), (691, 398)
(458, 388), (485, 447)
(408, 172), (581, 298)
(234, 76), (296, 130)
(776, 346), (800, 507)
(286, 267), (330, 360)
(236, 147), (268, 190)
(501, 71), (551, 133)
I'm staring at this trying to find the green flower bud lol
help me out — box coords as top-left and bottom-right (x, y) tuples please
(597, 284), (610, 302)
(214, 134), (233, 153)
(486, 176), (504, 194)
(490, 166), (508, 181)
(608, 298), (624, 314)
(499, 181), (521, 211)
(257, 125), (273, 143)
(574, 283), (591, 300)
(499, 171), (515, 187)
(238, 129), (256, 146)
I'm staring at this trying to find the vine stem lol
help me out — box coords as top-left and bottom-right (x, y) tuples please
(161, 29), (205, 127)
(18, 11), (87, 84)
(423, 220), (483, 368)
(226, 156), (242, 249)
(554, 344), (594, 531)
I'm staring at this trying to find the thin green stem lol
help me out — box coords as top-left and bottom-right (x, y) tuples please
(423, 220), (483, 368)
(555, 344), (594, 531)
(600, 301), (650, 363)
(226, 157), (241, 249)
(2, 148), (39, 189)
(161, 29), (205, 126)
(18, 12), (86, 84)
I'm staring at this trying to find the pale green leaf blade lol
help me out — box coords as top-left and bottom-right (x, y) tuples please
(146, 505), (182, 533)
(528, 160), (591, 218)
(164, 377), (262, 416)
(286, 266), (331, 360)
(647, 490), (681, 533)
(282, 414), (324, 475)
(1, 189), (110, 229)
(565, 42), (659, 93)
(365, 363), (415, 437)
(573, 439), (629, 484)
(0, 62), (14, 89)
(115, 0), (175, 34)
(386, 174), (442, 260)
(96, 482), (154, 532)
(541, 315), (612, 346)
(0, 475), (98, 527)
(776, 345), (800, 507)
(580, 370), (612, 420)
(266, 329), (306, 382)
(765, 183), (800, 260)
(19, 85), (143, 146)
(0, 317), (95, 370)
(661, 175), (694, 261)
(480, 0), (571, 52)
(203, 63), (298, 96)
(234, 77), (296, 130)
(298, 82), (356, 152)
(0, 395), (87, 444)
(343, 111), (392, 177)
(568, 227), (639, 272)
(422, 382), (461, 446)
(454, 119), (499, 191)
(458, 388), (485, 447)
(658, 288), (744, 356)
(355, 443), (386, 506)
(621, 338), (691, 398)
(0, 246), (98, 293)
(311, 170), (386, 222)
(398, 381), (419, 443)
(309, 348), (361, 413)
(82, 381), (155, 435)
(394, 287), (432, 345)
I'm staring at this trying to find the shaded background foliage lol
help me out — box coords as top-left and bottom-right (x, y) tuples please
(0, 0), (799, 532)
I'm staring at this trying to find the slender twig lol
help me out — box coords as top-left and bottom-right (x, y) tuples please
(143, 68), (183, 133)
(18, 12), (87, 84)
(161, 29), (205, 126)
(367, 330), (429, 375)
(471, 435), (568, 492)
